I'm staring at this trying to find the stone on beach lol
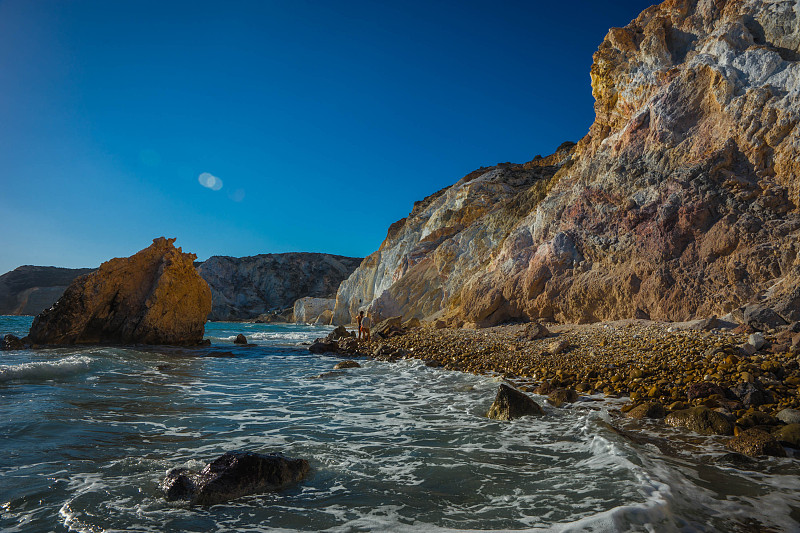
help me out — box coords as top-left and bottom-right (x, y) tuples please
(727, 429), (786, 458)
(664, 407), (733, 436)
(27, 237), (212, 346)
(487, 384), (544, 420)
(162, 450), (310, 505)
(626, 402), (666, 420)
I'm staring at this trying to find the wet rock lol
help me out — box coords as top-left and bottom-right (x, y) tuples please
(234, 334), (248, 345)
(308, 339), (338, 354)
(333, 360), (360, 370)
(626, 402), (666, 419)
(27, 238), (212, 346)
(534, 380), (555, 395)
(162, 451), (310, 505)
(486, 384), (544, 420)
(727, 429), (786, 458)
(685, 382), (726, 401)
(729, 382), (772, 408)
(2, 334), (25, 350)
(773, 424), (800, 448)
(777, 409), (800, 425)
(665, 406), (733, 436)
(714, 452), (757, 468)
(547, 388), (578, 407)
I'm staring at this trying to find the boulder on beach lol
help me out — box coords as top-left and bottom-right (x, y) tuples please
(162, 450), (310, 505)
(773, 424), (800, 449)
(665, 406), (733, 436)
(626, 402), (666, 420)
(27, 238), (212, 346)
(487, 384), (544, 420)
(547, 388), (578, 408)
(727, 429), (786, 458)
(373, 316), (404, 340)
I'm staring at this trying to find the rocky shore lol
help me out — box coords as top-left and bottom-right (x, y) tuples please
(314, 319), (800, 458)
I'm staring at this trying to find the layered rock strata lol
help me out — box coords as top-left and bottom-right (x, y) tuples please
(334, 0), (800, 327)
(27, 237), (211, 345)
(198, 253), (361, 321)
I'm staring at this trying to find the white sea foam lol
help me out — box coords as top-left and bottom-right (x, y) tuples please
(0, 355), (94, 382)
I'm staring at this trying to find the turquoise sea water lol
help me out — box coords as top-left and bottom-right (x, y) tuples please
(1, 316), (799, 532)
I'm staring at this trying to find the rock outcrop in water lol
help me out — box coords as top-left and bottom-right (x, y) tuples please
(161, 451), (310, 505)
(27, 237), (211, 345)
(0, 266), (96, 316)
(333, 0), (800, 327)
(198, 253), (361, 321)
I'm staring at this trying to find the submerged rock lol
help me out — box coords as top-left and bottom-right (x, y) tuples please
(665, 407), (733, 436)
(2, 334), (25, 351)
(27, 238), (212, 346)
(486, 384), (544, 420)
(333, 360), (360, 370)
(162, 451), (310, 505)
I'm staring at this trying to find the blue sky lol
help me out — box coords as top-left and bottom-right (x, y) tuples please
(0, 0), (654, 273)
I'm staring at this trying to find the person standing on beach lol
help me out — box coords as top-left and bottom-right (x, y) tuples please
(357, 310), (364, 340)
(361, 312), (371, 343)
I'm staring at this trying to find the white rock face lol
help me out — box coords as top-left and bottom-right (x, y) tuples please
(293, 297), (335, 324)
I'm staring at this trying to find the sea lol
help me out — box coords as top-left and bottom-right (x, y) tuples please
(1, 316), (798, 533)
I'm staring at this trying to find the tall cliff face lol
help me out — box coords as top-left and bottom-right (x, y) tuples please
(0, 266), (96, 316)
(334, 0), (800, 326)
(198, 253), (362, 321)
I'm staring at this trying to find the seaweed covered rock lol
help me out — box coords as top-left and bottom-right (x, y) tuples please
(487, 384), (544, 420)
(27, 238), (211, 346)
(162, 451), (310, 505)
(727, 429), (786, 458)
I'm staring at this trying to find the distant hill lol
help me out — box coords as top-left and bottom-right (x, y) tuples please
(1, 252), (363, 320)
(0, 266), (96, 316)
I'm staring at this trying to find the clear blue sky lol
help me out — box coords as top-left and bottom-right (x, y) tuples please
(0, 0), (654, 273)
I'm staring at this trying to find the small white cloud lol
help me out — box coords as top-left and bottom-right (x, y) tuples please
(198, 172), (223, 191)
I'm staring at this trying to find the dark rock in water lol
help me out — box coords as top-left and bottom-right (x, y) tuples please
(665, 406), (733, 436)
(714, 452), (757, 468)
(685, 382), (726, 401)
(2, 334), (25, 351)
(547, 388), (578, 408)
(161, 451), (310, 505)
(307, 371), (345, 380)
(727, 429), (786, 457)
(333, 360), (360, 370)
(626, 402), (666, 419)
(729, 382), (772, 408)
(309, 339), (339, 354)
(27, 238), (212, 346)
(234, 334), (247, 345)
(486, 384), (544, 420)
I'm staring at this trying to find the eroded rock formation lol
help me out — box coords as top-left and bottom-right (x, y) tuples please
(198, 253), (361, 321)
(27, 238), (211, 345)
(334, 0), (800, 327)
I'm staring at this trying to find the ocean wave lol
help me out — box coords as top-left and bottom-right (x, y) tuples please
(0, 356), (94, 382)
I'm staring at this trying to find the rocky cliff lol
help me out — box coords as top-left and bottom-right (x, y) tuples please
(334, 0), (800, 327)
(0, 266), (95, 315)
(28, 237), (212, 345)
(198, 253), (362, 321)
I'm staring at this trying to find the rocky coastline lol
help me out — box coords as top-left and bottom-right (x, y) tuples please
(311, 317), (800, 460)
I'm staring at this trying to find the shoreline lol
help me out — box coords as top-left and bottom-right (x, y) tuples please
(339, 319), (800, 459)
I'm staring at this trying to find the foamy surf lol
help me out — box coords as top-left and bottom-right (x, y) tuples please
(0, 355), (94, 382)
